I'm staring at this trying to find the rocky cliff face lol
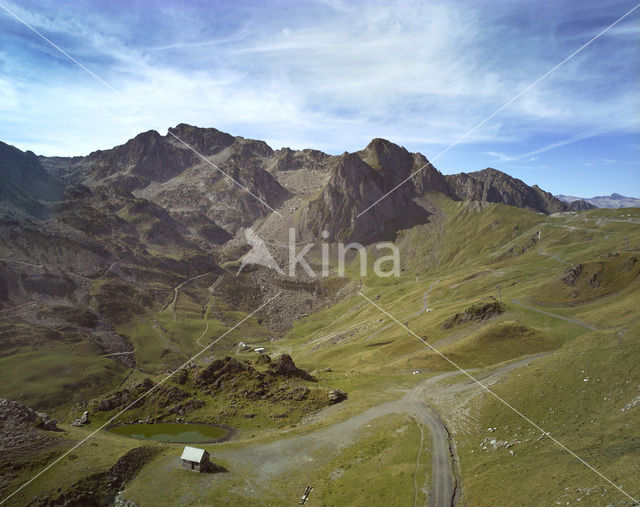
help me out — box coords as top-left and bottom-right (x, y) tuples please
(0, 124), (604, 413)
(299, 142), (574, 242)
(3, 127), (586, 257)
(446, 168), (569, 214)
(299, 139), (447, 243)
(45, 124), (235, 189)
(0, 397), (61, 491)
(300, 150), (429, 243)
(133, 135), (290, 233)
(0, 141), (64, 217)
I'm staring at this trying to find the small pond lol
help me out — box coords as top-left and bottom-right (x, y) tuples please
(108, 423), (229, 443)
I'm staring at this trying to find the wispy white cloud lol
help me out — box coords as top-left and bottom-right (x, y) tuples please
(0, 0), (638, 162)
(481, 125), (632, 164)
(607, 24), (640, 36)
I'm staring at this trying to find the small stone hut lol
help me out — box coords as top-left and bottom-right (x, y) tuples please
(180, 446), (211, 472)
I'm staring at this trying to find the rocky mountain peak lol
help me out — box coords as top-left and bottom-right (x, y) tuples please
(299, 147), (431, 243)
(167, 123), (235, 155)
(359, 138), (414, 181)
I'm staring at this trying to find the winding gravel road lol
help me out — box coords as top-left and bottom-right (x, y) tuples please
(408, 386), (457, 506)
(212, 351), (549, 505)
(213, 371), (459, 506)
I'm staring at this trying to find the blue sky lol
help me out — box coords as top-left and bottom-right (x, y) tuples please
(0, 0), (638, 197)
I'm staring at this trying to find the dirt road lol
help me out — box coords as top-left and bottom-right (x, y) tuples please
(163, 271), (216, 321)
(214, 369), (461, 506)
(408, 388), (457, 506)
(214, 351), (549, 505)
(196, 322), (210, 347)
(537, 248), (570, 265)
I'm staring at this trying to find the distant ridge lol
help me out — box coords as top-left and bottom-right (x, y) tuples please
(556, 193), (640, 209)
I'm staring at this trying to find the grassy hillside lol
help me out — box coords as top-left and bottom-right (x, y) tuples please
(3, 204), (639, 506)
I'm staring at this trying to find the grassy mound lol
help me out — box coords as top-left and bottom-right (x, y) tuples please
(420, 321), (555, 370)
(532, 252), (640, 304)
(89, 355), (344, 430)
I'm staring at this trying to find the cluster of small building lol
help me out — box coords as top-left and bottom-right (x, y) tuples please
(237, 341), (266, 354)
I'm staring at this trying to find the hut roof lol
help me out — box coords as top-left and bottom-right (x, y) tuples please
(181, 446), (207, 463)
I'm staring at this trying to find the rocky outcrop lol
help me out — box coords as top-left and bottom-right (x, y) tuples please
(94, 378), (190, 412)
(328, 389), (348, 404)
(198, 354), (316, 388)
(91, 354), (333, 424)
(567, 199), (597, 211)
(32, 446), (159, 507)
(0, 398), (58, 431)
(271, 147), (334, 173)
(71, 410), (90, 426)
(442, 300), (505, 329)
(130, 134), (290, 233)
(561, 264), (583, 286)
(167, 123), (236, 155)
(0, 141), (64, 217)
(0, 396), (61, 490)
(268, 354), (314, 381)
(411, 152), (455, 196)
(50, 125), (234, 191)
(0, 399), (64, 497)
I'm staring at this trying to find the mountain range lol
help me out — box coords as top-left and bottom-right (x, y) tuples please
(3, 124), (596, 242)
(0, 124), (619, 329)
(556, 193), (640, 208)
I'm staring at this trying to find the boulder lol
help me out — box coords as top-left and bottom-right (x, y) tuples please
(328, 389), (347, 404)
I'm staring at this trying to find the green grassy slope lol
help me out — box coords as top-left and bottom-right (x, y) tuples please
(270, 204), (640, 505)
(3, 204), (639, 506)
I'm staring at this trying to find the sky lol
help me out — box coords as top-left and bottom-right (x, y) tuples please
(0, 0), (638, 197)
